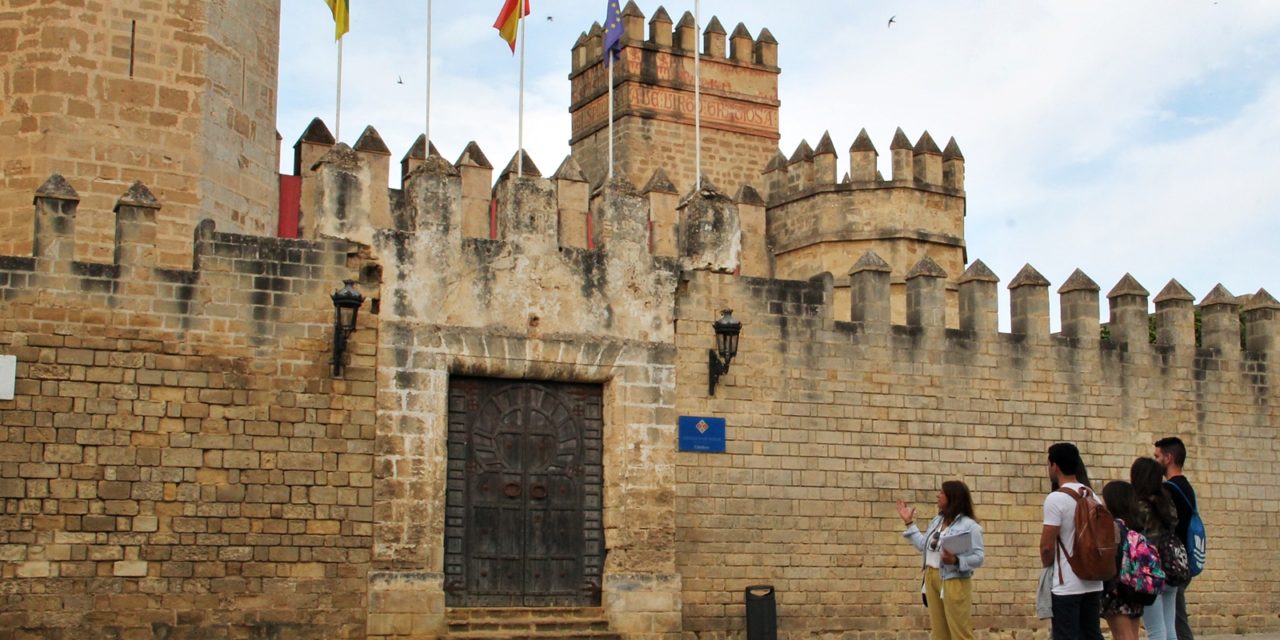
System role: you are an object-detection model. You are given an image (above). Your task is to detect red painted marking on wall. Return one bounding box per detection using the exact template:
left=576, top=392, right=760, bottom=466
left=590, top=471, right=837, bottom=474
left=278, top=174, right=301, bottom=238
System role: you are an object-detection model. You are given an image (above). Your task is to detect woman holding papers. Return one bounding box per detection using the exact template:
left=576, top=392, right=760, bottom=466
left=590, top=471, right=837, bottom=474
left=897, top=480, right=986, bottom=640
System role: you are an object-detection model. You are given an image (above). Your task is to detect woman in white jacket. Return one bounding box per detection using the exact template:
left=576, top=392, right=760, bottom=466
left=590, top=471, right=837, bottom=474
left=897, top=480, right=986, bottom=640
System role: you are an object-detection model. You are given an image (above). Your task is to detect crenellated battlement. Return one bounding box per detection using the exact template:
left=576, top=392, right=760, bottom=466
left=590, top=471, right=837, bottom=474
left=765, top=128, right=965, bottom=204
left=570, top=3, right=779, bottom=74
left=568, top=4, right=781, bottom=195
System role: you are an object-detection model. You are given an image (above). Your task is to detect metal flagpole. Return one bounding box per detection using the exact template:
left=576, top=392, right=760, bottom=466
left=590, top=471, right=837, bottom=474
left=517, top=0, right=527, bottom=177
left=694, top=0, right=701, bottom=190
left=426, top=0, right=433, bottom=147
left=336, top=38, right=344, bottom=141
left=608, top=60, right=614, bottom=179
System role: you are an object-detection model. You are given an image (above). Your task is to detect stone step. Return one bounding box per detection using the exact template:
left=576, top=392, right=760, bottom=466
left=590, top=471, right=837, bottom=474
left=446, top=607, right=618, bottom=640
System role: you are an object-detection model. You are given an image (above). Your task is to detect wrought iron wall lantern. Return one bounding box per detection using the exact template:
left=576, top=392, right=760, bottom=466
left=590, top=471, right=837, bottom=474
left=708, top=309, right=742, bottom=396
left=330, top=279, right=365, bottom=377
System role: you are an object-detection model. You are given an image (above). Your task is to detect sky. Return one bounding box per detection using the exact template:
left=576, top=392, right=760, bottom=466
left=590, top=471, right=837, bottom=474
left=277, top=1, right=1280, bottom=328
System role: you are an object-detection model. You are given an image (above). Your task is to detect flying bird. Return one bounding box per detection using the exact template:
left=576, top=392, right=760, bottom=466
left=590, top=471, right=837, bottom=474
left=396, top=76, right=404, bottom=85
left=546, top=16, right=554, bottom=22
left=887, top=16, right=896, bottom=27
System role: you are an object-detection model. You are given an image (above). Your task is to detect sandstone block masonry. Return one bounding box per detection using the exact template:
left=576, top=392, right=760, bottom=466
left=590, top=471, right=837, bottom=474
left=0, top=0, right=280, bottom=268
left=0, top=175, right=378, bottom=638
left=1, top=133, right=1278, bottom=638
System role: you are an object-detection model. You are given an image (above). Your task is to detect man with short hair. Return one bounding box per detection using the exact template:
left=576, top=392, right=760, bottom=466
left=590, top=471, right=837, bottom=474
left=1156, top=436, right=1197, bottom=640
left=1040, top=442, right=1105, bottom=640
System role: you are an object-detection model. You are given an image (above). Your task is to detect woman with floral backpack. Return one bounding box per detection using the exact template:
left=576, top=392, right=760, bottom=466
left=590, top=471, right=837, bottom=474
left=1131, top=457, right=1181, bottom=640
left=1099, top=481, right=1147, bottom=640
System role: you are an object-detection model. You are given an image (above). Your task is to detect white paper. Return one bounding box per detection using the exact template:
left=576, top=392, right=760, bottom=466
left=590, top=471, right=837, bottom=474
left=0, top=355, right=14, bottom=401
left=940, top=531, right=972, bottom=554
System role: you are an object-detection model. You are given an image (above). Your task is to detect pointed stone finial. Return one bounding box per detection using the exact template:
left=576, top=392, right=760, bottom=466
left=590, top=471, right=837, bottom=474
left=906, top=257, right=947, bottom=328
left=958, top=260, right=999, bottom=334
left=552, top=155, right=587, bottom=182
left=958, top=260, right=999, bottom=284
left=788, top=139, right=814, bottom=164
left=297, top=117, right=336, bottom=145
left=754, top=28, right=778, bottom=66
left=890, top=128, right=913, bottom=150
left=643, top=168, right=678, bottom=194
left=1200, top=284, right=1237, bottom=307
left=1243, top=288, right=1280, bottom=312
left=850, top=250, right=892, bottom=328
left=501, top=150, right=542, bottom=178
left=651, top=6, right=672, bottom=24
left=705, top=16, right=726, bottom=34
left=1058, top=269, right=1099, bottom=294
left=1200, top=283, right=1241, bottom=354
left=814, top=131, right=837, bottom=156
left=913, top=131, right=942, bottom=155
left=403, top=135, right=427, bottom=162
left=907, top=256, right=947, bottom=279
left=1107, top=273, right=1149, bottom=299
left=735, top=184, right=765, bottom=207
left=1009, top=264, right=1051, bottom=337
left=117, top=181, right=160, bottom=209
left=849, top=250, right=891, bottom=275
left=731, top=22, right=752, bottom=39
left=1009, top=264, right=1050, bottom=289
left=1153, top=279, right=1196, bottom=348
left=841, top=173, right=851, bottom=184
left=943, top=137, right=964, bottom=161
left=850, top=128, right=877, bottom=153
left=693, top=176, right=720, bottom=195
left=456, top=141, right=493, bottom=169
left=1153, top=279, right=1195, bottom=304
left=353, top=126, right=390, bottom=155
left=676, top=11, right=695, bottom=28
left=588, top=21, right=604, bottom=36
left=35, top=174, right=79, bottom=201
left=621, top=1, right=643, bottom=17
left=764, top=149, right=788, bottom=173
left=574, top=31, right=589, bottom=48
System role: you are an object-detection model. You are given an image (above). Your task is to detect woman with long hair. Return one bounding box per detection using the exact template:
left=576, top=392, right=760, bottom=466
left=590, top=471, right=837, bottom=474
left=1131, top=457, right=1180, bottom=640
left=896, top=480, right=986, bottom=640
left=1100, top=480, right=1143, bottom=640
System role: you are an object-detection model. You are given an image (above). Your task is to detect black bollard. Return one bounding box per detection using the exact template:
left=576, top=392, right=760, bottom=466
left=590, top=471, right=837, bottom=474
left=745, top=584, right=777, bottom=640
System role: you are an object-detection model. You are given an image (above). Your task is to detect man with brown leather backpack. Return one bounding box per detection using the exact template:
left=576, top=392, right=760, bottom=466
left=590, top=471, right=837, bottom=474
left=1040, top=443, right=1115, bottom=640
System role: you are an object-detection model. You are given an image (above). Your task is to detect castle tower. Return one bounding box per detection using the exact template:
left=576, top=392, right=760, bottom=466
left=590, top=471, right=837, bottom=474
left=568, top=5, right=780, bottom=194
left=0, top=0, right=281, bottom=266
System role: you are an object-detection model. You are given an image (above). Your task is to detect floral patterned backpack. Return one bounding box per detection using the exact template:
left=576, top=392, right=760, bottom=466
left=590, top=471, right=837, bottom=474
left=1116, top=523, right=1165, bottom=607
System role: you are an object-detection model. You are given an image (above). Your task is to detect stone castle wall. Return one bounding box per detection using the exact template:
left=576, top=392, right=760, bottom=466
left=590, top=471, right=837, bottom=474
left=673, top=266, right=1280, bottom=639
left=0, top=0, right=280, bottom=268
left=1, top=149, right=1278, bottom=638
left=0, top=176, right=377, bottom=638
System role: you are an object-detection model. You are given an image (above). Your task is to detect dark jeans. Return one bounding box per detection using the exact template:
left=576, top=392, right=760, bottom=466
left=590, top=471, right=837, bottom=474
left=1051, top=591, right=1104, bottom=640
left=1175, top=581, right=1194, bottom=640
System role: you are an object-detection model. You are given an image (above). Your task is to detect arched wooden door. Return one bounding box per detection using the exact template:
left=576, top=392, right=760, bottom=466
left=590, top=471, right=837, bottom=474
left=444, top=378, right=604, bottom=606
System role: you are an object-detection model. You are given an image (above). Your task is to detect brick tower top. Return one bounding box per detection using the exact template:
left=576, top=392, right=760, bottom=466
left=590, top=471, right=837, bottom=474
left=0, top=0, right=281, bottom=268
left=567, top=3, right=780, bottom=194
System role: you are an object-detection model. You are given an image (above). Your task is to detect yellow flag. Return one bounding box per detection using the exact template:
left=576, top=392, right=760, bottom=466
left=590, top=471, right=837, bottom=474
left=324, top=0, right=349, bottom=40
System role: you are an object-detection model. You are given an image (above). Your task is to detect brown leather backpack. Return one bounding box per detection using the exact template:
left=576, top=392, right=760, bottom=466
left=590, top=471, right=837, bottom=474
left=1055, top=486, right=1119, bottom=582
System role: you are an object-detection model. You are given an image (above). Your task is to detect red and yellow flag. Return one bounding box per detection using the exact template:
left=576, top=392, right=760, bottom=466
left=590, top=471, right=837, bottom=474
left=324, top=0, right=349, bottom=40
left=493, top=0, right=532, bottom=52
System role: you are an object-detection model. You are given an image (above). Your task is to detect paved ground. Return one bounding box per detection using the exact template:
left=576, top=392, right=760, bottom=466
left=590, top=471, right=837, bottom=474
left=1203, top=636, right=1280, bottom=640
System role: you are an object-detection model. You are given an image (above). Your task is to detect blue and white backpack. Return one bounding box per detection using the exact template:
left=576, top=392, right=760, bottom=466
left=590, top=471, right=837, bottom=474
left=1165, top=481, right=1206, bottom=577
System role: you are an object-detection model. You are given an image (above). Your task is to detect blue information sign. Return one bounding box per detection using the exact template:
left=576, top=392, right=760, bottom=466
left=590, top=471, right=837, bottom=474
left=678, top=416, right=726, bottom=453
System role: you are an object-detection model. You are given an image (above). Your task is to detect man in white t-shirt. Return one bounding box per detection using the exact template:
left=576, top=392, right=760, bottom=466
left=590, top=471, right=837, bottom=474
left=1039, top=442, right=1104, bottom=640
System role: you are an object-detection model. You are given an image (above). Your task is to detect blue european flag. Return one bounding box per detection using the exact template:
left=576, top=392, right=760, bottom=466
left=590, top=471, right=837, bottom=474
left=603, top=1, right=624, bottom=65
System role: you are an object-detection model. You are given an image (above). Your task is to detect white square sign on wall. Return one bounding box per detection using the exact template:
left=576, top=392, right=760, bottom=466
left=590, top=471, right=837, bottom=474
left=0, top=355, right=15, bottom=400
